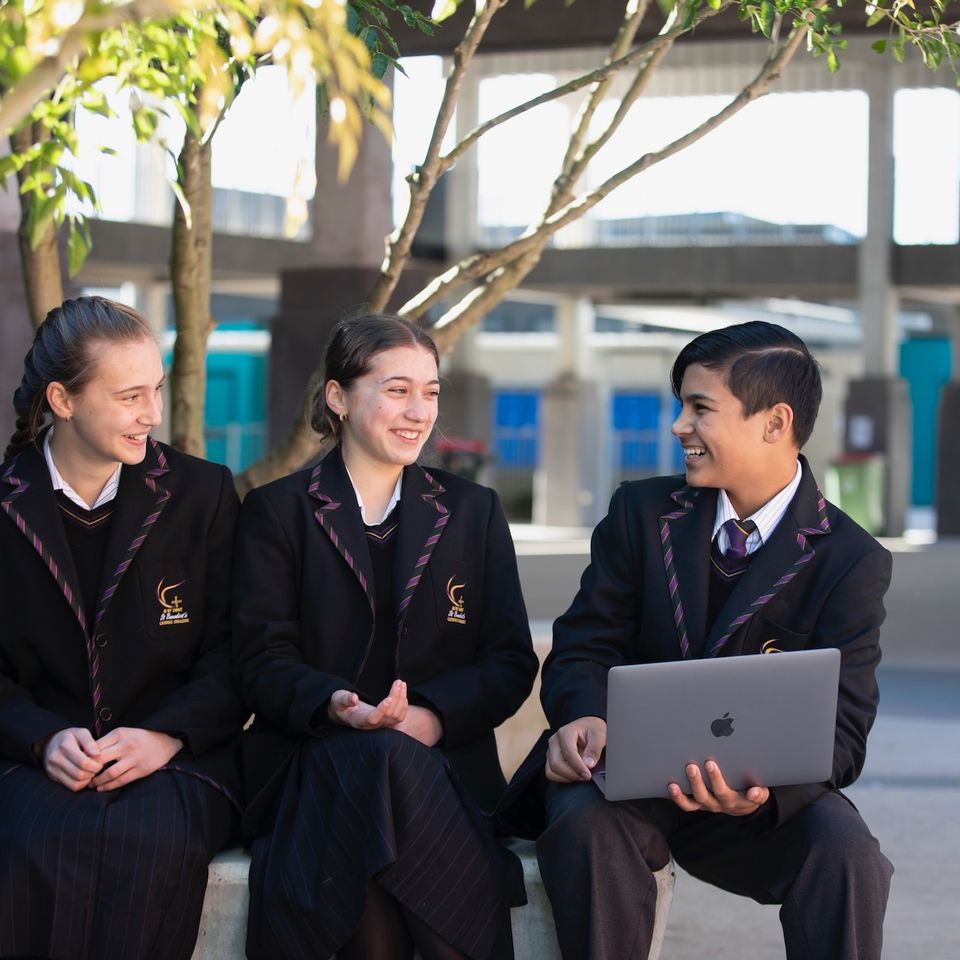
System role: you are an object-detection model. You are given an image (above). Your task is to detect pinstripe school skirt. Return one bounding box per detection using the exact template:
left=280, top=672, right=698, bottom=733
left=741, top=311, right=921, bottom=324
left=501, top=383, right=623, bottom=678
left=245, top=728, right=513, bottom=960
left=0, top=764, right=237, bottom=960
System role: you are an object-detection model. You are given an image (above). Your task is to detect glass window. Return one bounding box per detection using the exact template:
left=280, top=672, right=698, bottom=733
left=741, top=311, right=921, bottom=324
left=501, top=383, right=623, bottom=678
left=894, top=88, right=960, bottom=245
left=584, top=90, right=870, bottom=245
left=481, top=299, right=556, bottom=333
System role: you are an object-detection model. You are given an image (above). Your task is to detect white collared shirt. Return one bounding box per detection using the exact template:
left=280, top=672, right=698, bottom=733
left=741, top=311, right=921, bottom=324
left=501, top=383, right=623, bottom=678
left=712, top=460, right=803, bottom=556
left=43, top=429, right=121, bottom=511
left=344, top=466, right=403, bottom=526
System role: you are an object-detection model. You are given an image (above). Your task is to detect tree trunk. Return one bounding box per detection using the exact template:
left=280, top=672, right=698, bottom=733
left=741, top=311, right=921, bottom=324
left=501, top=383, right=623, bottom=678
left=234, top=367, right=328, bottom=497
left=169, top=128, right=214, bottom=457
left=12, top=122, right=64, bottom=329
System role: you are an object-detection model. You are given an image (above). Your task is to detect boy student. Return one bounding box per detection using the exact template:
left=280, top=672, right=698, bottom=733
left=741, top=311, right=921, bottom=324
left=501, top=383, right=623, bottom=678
left=522, top=322, right=893, bottom=959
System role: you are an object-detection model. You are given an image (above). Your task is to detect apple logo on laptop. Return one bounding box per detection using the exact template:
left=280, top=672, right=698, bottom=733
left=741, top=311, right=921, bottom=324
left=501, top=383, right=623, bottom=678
left=711, top=712, right=735, bottom=737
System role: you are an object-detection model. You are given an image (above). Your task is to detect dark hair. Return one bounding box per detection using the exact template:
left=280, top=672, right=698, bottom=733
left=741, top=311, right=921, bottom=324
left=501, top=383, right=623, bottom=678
left=311, top=313, right=439, bottom=442
left=670, top=321, right=822, bottom=448
left=6, top=296, right=154, bottom=460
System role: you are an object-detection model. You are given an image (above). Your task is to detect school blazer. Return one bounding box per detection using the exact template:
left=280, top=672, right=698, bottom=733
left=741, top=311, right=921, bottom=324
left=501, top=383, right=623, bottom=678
left=232, top=446, right=538, bottom=835
left=0, top=436, right=245, bottom=803
left=505, top=457, right=892, bottom=832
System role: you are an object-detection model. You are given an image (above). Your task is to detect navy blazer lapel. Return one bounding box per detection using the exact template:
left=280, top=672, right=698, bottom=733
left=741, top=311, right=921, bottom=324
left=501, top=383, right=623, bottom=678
left=0, top=441, right=87, bottom=634
left=394, top=464, right=450, bottom=632
left=308, top=447, right=375, bottom=615
left=93, top=439, right=172, bottom=634
left=705, top=458, right=831, bottom=657
left=658, top=484, right=713, bottom=659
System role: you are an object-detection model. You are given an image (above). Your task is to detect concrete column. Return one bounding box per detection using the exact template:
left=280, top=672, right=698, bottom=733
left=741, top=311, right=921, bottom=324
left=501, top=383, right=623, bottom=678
left=444, top=61, right=481, bottom=261
left=845, top=58, right=910, bottom=537
left=534, top=297, right=607, bottom=527
left=309, top=106, right=394, bottom=269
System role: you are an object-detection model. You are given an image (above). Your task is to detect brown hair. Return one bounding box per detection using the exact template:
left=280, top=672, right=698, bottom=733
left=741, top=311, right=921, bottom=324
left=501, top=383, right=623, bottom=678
left=311, top=313, right=439, bottom=443
left=6, top=296, right=153, bottom=460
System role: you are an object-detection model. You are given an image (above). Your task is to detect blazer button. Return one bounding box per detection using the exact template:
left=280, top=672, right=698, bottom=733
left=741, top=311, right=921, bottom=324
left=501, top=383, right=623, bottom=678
left=98, top=707, right=112, bottom=723
left=94, top=633, right=108, bottom=648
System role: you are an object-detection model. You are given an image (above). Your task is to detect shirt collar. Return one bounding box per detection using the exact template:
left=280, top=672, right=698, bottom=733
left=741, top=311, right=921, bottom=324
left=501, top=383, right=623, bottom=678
left=344, top=464, right=403, bottom=526
left=712, top=460, right=803, bottom=556
left=43, top=428, right=121, bottom=511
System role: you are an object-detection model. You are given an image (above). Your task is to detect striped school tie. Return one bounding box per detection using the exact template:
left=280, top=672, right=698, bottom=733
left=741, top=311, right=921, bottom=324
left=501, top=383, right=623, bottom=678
left=711, top=517, right=759, bottom=580
left=723, top=518, right=757, bottom=561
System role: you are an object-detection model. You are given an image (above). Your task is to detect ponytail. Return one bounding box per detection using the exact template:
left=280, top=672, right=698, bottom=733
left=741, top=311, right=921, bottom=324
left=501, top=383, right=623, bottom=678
left=5, top=296, right=153, bottom=460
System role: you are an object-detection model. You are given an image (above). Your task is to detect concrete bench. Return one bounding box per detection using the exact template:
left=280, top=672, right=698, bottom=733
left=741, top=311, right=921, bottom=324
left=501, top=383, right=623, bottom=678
left=192, top=842, right=674, bottom=959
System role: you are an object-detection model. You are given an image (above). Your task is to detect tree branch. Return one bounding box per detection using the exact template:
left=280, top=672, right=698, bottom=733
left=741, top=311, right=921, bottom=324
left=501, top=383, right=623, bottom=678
left=438, top=1, right=726, bottom=177
left=366, top=0, right=506, bottom=312
left=554, top=0, right=653, bottom=195
left=556, top=10, right=685, bottom=207
left=400, top=5, right=734, bottom=321
left=409, top=14, right=812, bottom=325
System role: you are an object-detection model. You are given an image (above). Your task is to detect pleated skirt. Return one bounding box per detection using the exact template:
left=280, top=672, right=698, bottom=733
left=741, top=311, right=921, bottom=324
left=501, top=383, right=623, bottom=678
left=0, top=763, right=237, bottom=960
left=246, top=728, right=512, bottom=960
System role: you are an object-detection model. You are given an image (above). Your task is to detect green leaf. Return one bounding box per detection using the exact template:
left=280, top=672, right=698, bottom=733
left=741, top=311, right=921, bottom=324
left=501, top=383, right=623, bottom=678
left=371, top=52, right=390, bottom=80
left=27, top=190, right=61, bottom=251
left=67, top=222, right=92, bottom=276
left=871, top=38, right=886, bottom=54
left=0, top=154, right=22, bottom=180
left=827, top=49, right=840, bottom=72
left=866, top=9, right=886, bottom=28
left=758, top=0, right=775, bottom=37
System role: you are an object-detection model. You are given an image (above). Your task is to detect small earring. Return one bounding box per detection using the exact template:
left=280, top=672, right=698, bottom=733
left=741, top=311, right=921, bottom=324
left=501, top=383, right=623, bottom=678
left=65, top=416, right=72, bottom=423
left=338, top=412, right=347, bottom=423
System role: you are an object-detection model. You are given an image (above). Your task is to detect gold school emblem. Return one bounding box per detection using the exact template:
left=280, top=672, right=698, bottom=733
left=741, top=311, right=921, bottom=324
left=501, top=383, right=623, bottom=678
left=761, top=639, right=783, bottom=654
left=157, top=577, right=191, bottom=627
left=446, top=576, right=466, bottom=626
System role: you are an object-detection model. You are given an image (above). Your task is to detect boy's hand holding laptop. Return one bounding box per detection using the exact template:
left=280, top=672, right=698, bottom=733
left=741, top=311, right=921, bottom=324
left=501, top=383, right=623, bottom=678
left=545, top=714, right=769, bottom=815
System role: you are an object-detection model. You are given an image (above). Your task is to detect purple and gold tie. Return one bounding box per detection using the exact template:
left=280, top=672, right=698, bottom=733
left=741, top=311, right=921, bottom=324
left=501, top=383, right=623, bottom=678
left=723, top=518, right=758, bottom=561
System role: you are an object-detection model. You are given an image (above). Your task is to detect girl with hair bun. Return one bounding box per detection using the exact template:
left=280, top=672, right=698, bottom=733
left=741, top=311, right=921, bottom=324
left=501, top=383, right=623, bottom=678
left=233, top=313, right=538, bottom=960
left=0, top=296, right=246, bottom=960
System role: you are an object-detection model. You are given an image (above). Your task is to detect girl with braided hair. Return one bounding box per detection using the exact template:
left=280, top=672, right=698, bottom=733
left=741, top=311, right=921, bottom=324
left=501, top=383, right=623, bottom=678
left=0, top=296, right=245, bottom=960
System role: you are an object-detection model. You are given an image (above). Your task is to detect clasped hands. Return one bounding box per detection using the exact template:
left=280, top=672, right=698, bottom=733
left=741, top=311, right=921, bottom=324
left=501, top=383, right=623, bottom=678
left=545, top=715, right=769, bottom=816
left=41, top=726, right=183, bottom=793
left=328, top=679, right=442, bottom=747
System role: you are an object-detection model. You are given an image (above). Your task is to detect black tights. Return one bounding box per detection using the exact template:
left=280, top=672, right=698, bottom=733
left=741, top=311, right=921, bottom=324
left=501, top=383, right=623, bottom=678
left=338, top=879, right=470, bottom=960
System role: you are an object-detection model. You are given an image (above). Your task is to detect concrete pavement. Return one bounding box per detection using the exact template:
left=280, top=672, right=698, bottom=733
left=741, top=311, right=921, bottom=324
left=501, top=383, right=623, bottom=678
left=508, top=530, right=960, bottom=959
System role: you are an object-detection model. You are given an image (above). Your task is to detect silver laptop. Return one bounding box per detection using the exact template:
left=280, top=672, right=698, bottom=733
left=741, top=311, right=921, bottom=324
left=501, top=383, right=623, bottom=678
left=593, top=648, right=840, bottom=801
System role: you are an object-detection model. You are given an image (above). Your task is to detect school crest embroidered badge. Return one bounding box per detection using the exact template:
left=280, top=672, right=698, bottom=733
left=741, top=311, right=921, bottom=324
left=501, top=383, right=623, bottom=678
left=446, top=576, right=466, bottom=626
left=157, top=577, right=191, bottom=626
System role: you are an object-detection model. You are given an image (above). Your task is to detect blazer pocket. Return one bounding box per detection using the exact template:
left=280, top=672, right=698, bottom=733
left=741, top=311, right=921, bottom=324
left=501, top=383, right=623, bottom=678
left=752, top=615, right=810, bottom=654
left=138, top=558, right=204, bottom=642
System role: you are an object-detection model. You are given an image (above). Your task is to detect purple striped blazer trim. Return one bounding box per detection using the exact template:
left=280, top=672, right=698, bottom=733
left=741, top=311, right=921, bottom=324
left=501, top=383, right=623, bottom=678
left=3, top=443, right=172, bottom=735
left=87, top=439, right=171, bottom=733
left=309, top=462, right=373, bottom=609
left=1, top=464, right=88, bottom=633
left=659, top=487, right=697, bottom=659
left=706, top=491, right=832, bottom=657
left=164, top=762, right=241, bottom=811
left=396, top=469, right=449, bottom=623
